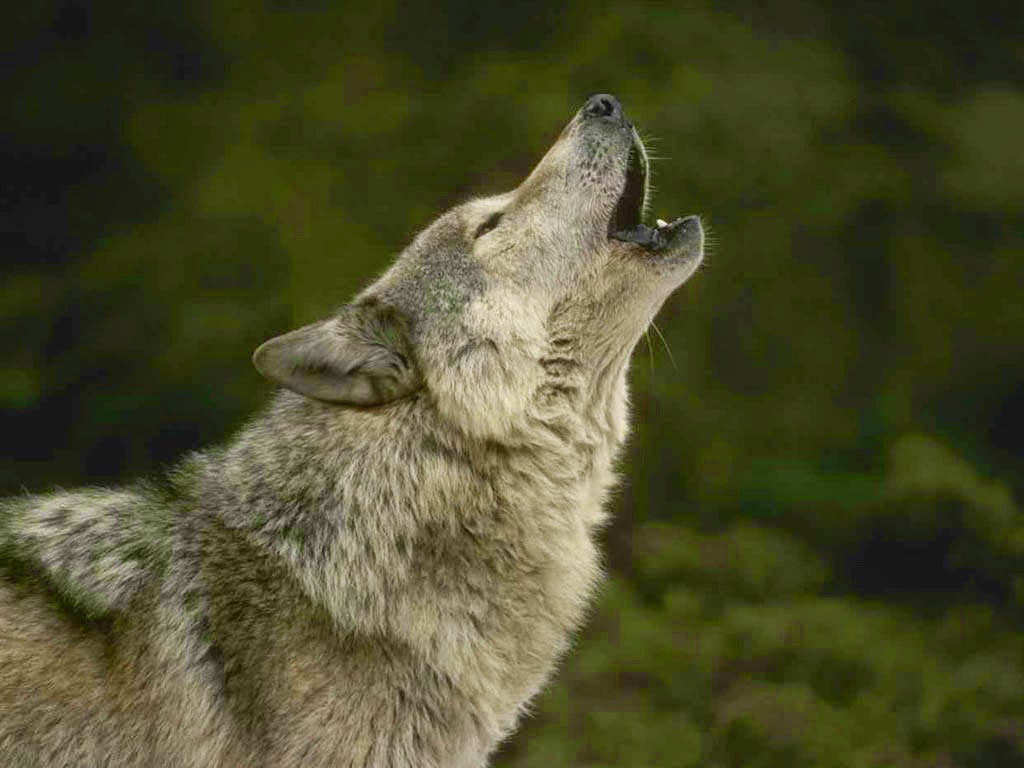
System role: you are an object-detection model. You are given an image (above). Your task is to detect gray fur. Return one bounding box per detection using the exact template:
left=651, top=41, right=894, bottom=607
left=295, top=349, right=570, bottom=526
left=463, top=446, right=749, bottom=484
left=0, top=96, right=703, bottom=767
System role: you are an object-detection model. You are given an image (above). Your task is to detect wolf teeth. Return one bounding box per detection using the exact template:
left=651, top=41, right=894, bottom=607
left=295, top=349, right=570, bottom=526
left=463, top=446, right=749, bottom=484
left=656, top=218, right=668, bottom=228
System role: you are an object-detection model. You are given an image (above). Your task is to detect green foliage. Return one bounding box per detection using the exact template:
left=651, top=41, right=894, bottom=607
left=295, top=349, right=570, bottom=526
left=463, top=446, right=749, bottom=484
left=499, top=463, right=1024, bottom=766
left=2, top=1, right=1022, bottom=765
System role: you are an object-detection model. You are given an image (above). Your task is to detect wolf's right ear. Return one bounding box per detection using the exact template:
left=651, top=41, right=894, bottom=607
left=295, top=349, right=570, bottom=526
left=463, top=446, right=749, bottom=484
left=252, top=303, right=420, bottom=406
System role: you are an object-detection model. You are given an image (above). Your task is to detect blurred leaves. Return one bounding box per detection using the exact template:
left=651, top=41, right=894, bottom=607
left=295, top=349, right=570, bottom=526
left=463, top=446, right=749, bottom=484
left=634, top=522, right=828, bottom=600
left=500, top=434, right=1024, bottom=766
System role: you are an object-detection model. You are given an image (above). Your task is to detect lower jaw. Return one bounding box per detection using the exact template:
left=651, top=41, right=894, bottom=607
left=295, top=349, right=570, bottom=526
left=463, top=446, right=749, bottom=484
left=609, top=215, right=701, bottom=252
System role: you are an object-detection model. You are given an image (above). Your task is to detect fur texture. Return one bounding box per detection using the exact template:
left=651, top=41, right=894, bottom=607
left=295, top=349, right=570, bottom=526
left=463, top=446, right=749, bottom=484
left=0, top=95, right=703, bottom=767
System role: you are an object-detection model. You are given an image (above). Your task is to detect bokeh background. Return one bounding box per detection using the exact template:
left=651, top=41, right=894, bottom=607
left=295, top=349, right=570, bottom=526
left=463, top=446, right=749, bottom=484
left=3, top=1, right=1023, bottom=765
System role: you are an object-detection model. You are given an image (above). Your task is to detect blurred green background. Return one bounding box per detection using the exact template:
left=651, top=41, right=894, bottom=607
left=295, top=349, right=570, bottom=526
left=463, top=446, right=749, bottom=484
left=2, top=1, right=1023, bottom=765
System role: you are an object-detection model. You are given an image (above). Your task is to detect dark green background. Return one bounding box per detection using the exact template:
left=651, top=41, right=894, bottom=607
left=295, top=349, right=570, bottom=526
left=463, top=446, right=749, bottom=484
left=2, top=1, right=1023, bottom=765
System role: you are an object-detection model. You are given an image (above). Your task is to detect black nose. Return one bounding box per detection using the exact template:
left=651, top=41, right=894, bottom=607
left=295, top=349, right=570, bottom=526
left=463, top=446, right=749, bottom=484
left=582, top=93, right=623, bottom=122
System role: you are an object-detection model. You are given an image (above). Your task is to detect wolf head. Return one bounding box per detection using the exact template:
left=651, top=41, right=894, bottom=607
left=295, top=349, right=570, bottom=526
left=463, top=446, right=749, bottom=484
left=254, top=94, right=703, bottom=441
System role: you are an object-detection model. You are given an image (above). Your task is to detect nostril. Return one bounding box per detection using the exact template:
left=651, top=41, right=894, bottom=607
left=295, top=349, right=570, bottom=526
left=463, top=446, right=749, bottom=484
left=583, top=93, right=621, bottom=120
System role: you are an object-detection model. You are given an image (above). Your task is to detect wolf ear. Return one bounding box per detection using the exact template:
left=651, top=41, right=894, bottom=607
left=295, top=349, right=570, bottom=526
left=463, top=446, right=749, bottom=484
left=252, top=303, right=420, bottom=406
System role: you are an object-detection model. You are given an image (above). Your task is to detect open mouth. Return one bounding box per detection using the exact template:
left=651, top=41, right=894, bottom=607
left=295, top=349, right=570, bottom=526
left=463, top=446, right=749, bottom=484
left=610, top=127, right=649, bottom=235
left=609, top=127, right=697, bottom=251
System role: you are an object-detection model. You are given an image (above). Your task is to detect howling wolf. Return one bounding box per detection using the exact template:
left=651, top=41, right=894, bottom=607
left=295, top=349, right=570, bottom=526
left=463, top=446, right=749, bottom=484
left=0, top=94, right=703, bottom=767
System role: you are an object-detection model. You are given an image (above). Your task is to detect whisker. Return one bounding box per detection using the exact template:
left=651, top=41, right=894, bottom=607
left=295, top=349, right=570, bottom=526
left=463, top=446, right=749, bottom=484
left=650, top=321, right=678, bottom=371
left=643, top=330, right=655, bottom=376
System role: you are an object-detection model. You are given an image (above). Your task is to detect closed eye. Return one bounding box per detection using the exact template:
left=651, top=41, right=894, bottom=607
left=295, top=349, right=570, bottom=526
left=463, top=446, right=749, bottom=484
left=474, top=211, right=504, bottom=239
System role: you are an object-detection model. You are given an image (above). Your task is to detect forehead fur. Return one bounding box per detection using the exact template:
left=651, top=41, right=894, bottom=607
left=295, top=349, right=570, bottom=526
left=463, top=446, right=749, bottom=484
left=368, top=207, right=484, bottom=324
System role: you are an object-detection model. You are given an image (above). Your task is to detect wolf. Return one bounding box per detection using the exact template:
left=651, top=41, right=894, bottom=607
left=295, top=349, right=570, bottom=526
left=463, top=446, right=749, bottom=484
left=0, top=94, right=703, bottom=767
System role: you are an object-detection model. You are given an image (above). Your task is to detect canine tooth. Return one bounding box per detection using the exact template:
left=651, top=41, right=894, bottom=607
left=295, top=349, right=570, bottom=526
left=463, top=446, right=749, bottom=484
left=656, top=218, right=668, bottom=228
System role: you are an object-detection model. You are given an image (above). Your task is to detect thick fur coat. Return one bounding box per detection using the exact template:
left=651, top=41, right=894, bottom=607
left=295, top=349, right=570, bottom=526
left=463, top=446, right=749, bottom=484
left=0, top=94, right=703, bottom=767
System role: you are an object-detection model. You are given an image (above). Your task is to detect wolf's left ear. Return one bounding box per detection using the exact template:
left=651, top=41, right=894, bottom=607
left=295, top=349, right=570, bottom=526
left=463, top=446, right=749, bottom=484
left=252, top=302, right=420, bottom=406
